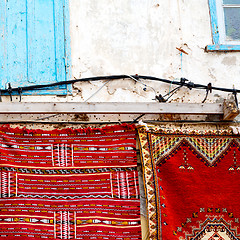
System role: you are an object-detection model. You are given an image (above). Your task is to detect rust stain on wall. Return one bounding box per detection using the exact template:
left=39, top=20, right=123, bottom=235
left=73, top=114, right=90, bottom=121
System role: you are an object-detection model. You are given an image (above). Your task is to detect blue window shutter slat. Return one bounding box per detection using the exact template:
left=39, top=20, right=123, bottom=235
left=27, top=0, right=57, bottom=84
left=0, top=0, right=70, bottom=95
left=0, top=0, right=6, bottom=88
left=63, top=0, right=72, bottom=84
left=0, top=1, right=28, bottom=89
left=54, top=0, right=66, bottom=84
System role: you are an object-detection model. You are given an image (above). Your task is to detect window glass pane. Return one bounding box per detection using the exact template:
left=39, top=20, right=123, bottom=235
left=223, top=0, right=240, bottom=4
left=224, top=7, right=240, bottom=40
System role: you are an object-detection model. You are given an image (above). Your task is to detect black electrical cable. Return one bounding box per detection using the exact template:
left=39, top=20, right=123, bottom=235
left=162, top=85, right=182, bottom=98
left=162, top=85, right=184, bottom=102
left=0, top=75, right=132, bottom=93
left=202, top=83, right=212, bottom=103
left=138, top=76, right=240, bottom=93
left=131, top=114, right=145, bottom=124
left=1, top=75, right=240, bottom=94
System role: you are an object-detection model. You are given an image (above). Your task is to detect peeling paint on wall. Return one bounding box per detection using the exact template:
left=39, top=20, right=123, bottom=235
left=66, top=0, right=240, bottom=104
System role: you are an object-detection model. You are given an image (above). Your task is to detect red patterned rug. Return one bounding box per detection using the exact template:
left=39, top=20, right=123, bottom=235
left=138, top=126, right=240, bottom=240
left=0, top=124, right=141, bottom=240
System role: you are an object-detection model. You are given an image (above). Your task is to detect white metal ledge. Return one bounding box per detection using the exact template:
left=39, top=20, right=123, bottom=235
left=0, top=102, right=223, bottom=115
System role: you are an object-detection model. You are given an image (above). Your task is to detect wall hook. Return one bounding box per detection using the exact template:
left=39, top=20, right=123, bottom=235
left=18, top=87, right=22, bottom=102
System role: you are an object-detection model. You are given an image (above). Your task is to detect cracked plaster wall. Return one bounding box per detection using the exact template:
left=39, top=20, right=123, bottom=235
left=3, top=0, right=238, bottom=105
left=69, top=0, right=240, bottom=104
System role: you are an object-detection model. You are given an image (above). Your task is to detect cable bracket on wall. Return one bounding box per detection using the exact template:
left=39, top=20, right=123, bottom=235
left=202, top=83, right=212, bottom=103
left=8, top=83, right=12, bottom=102
left=186, top=81, right=195, bottom=90
left=233, top=87, right=238, bottom=108
left=18, top=87, right=23, bottom=102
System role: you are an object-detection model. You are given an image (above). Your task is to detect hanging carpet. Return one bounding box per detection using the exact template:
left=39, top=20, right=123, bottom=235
left=0, top=124, right=141, bottom=240
left=138, top=126, right=240, bottom=240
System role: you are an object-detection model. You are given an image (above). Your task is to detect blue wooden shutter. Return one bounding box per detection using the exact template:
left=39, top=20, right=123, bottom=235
left=0, top=0, right=71, bottom=95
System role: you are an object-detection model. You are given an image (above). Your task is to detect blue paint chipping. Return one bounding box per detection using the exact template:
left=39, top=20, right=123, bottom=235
left=206, top=44, right=240, bottom=51
left=207, top=0, right=240, bottom=51
left=208, top=0, right=220, bottom=44
left=0, top=0, right=71, bottom=95
left=63, top=0, right=72, bottom=95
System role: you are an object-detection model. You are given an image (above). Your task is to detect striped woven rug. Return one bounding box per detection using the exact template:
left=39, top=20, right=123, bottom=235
left=0, top=124, right=141, bottom=240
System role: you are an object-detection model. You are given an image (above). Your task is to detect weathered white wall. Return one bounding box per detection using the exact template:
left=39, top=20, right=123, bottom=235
left=2, top=0, right=239, bottom=105
left=2, top=0, right=240, bottom=123
left=69, top=0, right=240, bottom=103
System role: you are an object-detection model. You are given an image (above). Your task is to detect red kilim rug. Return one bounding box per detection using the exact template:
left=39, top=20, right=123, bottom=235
left=0, top=124, right=141, bottom=240
left=138, top=126, right=240, bottom=240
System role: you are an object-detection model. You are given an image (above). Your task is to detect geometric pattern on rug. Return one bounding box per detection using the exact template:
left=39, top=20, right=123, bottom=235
left=185, top=217, right=240, bottom=240
left=138, top=125, right=240, bottom=240
left=0, top=124, right=141, bottom=240
left=151, top=134, right=234, bottom=166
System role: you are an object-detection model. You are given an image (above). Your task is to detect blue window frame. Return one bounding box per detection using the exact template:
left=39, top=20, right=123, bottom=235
left=0, top=0, right=71, bottom=95
left=207, top=0, right=240, bottom=51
